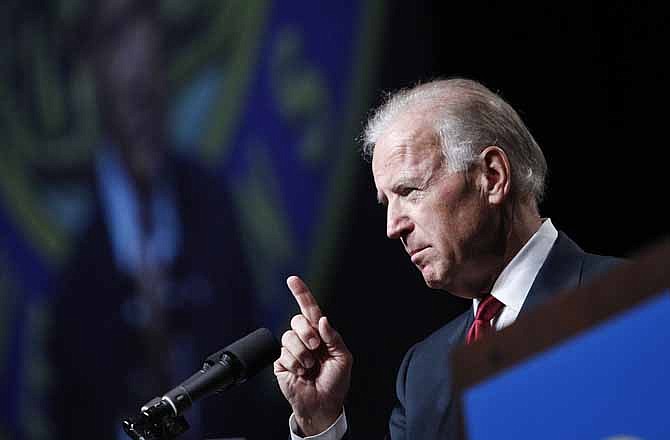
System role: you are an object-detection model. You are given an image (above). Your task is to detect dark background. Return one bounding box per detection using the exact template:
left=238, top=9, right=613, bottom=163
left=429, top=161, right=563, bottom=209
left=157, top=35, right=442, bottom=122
left=324, top=2, right=667, bottom=437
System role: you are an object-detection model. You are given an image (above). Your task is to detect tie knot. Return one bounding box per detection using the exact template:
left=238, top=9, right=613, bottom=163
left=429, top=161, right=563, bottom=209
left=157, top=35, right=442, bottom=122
left=475, top=294, right=504, bottom=322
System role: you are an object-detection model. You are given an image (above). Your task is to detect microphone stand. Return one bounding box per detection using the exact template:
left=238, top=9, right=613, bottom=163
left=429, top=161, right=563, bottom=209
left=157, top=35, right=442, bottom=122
left=121, top=327, right=279, bottom=440
left=121, top=397, right=190, bottom=440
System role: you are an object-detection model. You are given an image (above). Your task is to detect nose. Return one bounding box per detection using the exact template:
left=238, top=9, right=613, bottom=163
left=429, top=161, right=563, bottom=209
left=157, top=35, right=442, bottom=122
left=386, top=200, right=413, bottom=240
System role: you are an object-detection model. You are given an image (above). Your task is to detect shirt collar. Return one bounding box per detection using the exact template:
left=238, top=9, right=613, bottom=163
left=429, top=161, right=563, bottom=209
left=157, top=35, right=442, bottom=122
left=95, top=145, right=181, bottom=275
left=473, top=218, right=558, bottom=315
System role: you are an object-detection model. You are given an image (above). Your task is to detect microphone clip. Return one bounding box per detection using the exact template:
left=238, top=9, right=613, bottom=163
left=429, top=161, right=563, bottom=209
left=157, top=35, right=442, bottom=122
left=122, top=397, right=190, bottom=440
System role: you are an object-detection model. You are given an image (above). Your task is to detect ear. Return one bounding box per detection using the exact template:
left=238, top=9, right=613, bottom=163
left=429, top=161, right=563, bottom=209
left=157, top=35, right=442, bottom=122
left=478, top=146, right=511, bottom=205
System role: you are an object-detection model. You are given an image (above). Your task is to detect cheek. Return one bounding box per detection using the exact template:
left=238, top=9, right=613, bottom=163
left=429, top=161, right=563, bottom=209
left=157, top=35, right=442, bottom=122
left=435, top=206, right=483, bottom=258
left=423, top=215, right=458, bottom=260
left=457, top=202, right=497, bottom=258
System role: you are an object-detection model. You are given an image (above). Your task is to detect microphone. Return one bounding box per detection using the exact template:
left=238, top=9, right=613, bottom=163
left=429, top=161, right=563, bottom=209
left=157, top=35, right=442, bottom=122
left=122, top=328, right=279, bottom=439
left=159, top=327, right=279, bottom=416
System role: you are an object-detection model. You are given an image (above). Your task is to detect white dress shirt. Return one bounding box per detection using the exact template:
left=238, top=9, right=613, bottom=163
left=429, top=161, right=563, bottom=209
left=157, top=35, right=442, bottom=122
left=96, top=145, right=181, bottom=276
left=473, top=218, right=558, bottom=330
left=289, top=219, right=559, bottom=440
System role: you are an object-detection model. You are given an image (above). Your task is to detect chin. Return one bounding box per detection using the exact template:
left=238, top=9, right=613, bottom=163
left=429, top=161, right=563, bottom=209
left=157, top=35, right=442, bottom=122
left=421, top=270, right=447, bottom=290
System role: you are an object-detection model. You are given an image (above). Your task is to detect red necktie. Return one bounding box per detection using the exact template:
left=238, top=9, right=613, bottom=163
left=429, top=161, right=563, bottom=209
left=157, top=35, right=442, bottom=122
left=466, top=294, right=505, bottom=344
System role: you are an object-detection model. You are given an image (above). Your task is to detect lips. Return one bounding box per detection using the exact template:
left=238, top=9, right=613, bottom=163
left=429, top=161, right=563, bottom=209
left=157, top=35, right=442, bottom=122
left=409, top=247, right=429, bottom=264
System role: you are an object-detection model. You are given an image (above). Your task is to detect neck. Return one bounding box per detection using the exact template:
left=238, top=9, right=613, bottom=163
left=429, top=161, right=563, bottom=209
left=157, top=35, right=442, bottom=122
left=504, top=201, right=542, bottom=259
left=461, top=200, right=541, bottom=299
left=486, top=201, right=542, bottom=292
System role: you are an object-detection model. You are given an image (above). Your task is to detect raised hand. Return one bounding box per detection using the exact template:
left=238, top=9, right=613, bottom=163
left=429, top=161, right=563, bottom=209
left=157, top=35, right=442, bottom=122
left=274, top=276, right=353, bottom=436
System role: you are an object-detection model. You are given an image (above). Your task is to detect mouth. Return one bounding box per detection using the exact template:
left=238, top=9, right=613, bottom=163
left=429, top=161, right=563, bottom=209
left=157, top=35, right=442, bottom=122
left=409, top=247, right=429, bottom=264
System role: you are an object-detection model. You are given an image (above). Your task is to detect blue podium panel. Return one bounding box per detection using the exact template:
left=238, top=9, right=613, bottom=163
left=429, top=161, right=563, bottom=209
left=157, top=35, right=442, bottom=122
left=464, top=291, right=670, bottom=440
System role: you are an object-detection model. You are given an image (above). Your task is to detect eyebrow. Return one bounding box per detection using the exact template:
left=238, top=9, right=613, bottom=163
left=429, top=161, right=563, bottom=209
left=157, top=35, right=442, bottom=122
left=376, top=170, right=419, bottom=205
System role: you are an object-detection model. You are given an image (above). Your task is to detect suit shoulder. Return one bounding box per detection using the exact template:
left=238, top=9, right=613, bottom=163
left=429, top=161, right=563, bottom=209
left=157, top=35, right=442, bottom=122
left=581, top=252, right=624, bottom=282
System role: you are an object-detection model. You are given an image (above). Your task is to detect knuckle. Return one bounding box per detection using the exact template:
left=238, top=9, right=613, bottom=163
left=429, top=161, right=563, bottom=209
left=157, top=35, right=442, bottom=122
left=281, top=330, right=295, bottom=346
left=290, top=314, right=305, bottom=329
left=285, top=357, right=297, bottom=369
left=282, top=336, right=307, bottom=359
left=295, top=324, right=314, bottom=340
left=295, top=344, right=308, bottom=357
left=279, top=348, right=296, bottom=367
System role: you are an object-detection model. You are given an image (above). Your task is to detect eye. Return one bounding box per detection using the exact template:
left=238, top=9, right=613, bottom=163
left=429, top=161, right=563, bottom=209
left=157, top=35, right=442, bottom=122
left=398, top=186, right=417, bottom=197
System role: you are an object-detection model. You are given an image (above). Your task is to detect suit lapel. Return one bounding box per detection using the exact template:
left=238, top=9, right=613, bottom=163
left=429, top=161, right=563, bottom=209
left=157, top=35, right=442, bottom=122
left=459, top=310, right=474, bottom=341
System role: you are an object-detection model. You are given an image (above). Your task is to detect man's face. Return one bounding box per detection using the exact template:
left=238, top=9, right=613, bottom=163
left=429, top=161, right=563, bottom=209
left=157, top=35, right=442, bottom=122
left=94, top=15, right=167, bottom=182
left=372, top=110, right=499, bottom=298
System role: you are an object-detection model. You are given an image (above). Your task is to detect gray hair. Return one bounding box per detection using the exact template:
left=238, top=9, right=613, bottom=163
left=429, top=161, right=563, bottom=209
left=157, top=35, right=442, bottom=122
left=362, top=78, right=547, bottom=204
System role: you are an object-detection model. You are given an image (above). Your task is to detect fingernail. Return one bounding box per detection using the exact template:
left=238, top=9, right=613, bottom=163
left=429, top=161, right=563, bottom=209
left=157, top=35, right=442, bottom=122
left=304, top=357, right=314, bottom=369
left=308, top=338, right=319, bottom=349
left=297, top=367, right=305, bottom=376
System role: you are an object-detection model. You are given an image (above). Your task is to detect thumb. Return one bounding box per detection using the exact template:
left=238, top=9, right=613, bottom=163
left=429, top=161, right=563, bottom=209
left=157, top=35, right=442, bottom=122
left=318, top=316, right=346, bottom=355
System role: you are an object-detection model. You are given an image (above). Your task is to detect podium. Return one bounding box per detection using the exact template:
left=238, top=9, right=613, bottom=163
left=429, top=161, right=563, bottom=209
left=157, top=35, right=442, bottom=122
left=451, top=239, right=670, bottom=440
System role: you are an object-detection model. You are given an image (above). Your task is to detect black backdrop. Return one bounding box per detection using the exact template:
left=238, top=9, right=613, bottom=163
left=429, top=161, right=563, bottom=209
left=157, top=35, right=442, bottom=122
left=320, top=2, right=668, bottom=437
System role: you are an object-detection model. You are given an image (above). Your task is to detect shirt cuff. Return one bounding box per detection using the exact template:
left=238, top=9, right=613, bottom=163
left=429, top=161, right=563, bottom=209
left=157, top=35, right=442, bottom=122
left=289, top=409, right=347, bottom=440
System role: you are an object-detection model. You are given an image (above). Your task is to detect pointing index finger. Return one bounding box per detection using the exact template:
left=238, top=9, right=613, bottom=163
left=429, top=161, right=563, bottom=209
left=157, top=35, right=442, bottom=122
left=286, top=275, right=323, bottom=326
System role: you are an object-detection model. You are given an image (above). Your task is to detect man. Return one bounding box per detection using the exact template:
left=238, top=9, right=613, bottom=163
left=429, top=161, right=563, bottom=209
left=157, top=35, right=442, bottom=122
left=274, top=78, right=619, bottom=439
left=48, top=1, right=266, bottom=439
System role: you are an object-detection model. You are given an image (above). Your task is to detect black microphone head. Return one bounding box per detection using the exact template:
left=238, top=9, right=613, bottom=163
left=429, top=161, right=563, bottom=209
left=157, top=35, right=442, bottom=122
left=223, top=328, right=279, bottom=380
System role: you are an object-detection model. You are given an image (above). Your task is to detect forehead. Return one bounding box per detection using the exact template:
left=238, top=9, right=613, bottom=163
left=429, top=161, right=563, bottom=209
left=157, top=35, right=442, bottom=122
left=371, top=111, right=442, bottom=179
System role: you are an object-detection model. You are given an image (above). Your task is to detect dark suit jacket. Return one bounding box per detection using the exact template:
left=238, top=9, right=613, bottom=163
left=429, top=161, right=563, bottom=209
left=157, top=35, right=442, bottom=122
left=48, top=154, right=271, bottom=440
left=385, top=232, right=620, bottom=440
